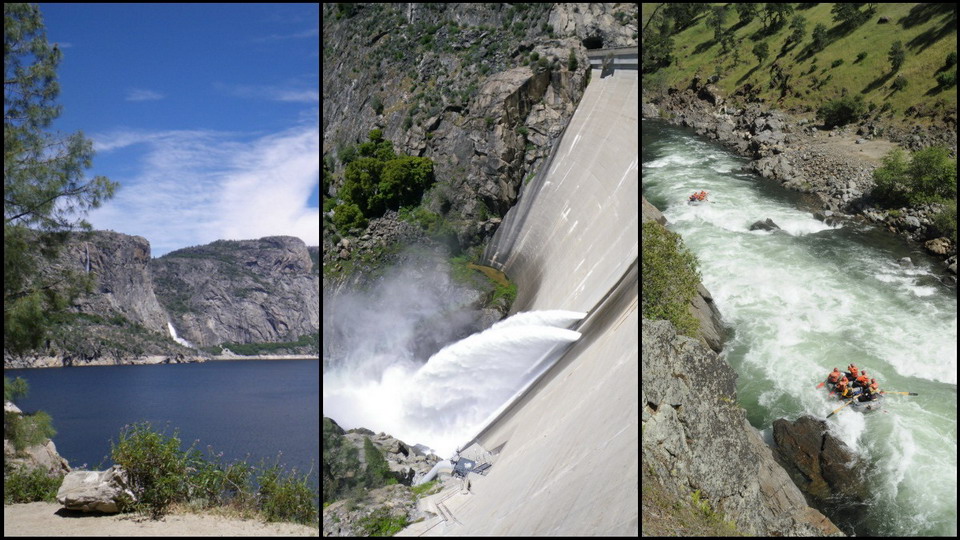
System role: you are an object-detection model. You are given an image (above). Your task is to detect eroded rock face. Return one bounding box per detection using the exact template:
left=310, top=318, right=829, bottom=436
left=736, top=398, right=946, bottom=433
left=642, top=319, right=842, bottom=536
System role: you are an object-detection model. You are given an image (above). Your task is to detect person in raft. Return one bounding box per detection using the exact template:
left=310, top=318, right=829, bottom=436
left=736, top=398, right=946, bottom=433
left=827, top=368, right=842, bottom=384
left=835, top=376, right=860, bottom=399
left=846, top=363, right=859, bottom=380
left=858, top=378, right=881, bottom=402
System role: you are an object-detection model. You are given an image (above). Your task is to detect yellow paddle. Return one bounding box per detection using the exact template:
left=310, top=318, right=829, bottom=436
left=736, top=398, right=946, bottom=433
left=827, top=399, right=856, bottom=418
left=880, top=391, right=918, bottom=396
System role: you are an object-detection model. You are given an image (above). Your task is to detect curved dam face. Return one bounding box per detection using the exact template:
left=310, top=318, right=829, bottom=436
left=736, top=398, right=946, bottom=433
left=411, top=67, right=638, bottom=535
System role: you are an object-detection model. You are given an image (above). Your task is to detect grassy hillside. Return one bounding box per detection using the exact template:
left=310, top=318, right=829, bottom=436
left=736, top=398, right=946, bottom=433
left=643, top=3, right=957, bottom=124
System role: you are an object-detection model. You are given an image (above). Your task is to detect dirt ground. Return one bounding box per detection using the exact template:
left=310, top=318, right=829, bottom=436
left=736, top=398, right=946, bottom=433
left=3, top=502, right=319, bottom=537
left=804, top=130, right=901, bottom=164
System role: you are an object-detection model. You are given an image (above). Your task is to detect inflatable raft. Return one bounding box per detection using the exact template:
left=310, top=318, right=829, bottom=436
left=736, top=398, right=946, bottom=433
left=820, top=378, right=884, bottom=414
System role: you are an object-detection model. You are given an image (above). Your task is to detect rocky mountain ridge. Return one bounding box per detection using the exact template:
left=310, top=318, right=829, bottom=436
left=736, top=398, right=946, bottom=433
left=4, top=231, right=319, bottom=367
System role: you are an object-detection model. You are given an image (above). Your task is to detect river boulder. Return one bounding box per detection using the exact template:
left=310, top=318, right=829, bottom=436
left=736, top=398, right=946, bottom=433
left=749, top=218, right=781, bottom=231
left=771, top=415, right=869, bottom=504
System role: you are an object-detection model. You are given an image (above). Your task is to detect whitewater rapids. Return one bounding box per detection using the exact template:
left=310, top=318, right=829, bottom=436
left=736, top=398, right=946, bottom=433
left=643, top=119, right=957, bottom=536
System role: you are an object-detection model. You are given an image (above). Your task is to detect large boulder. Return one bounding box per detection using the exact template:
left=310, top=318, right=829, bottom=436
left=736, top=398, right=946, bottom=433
left=772, top=415, right=870, bottom=505
left=56, top=466, right=136, bottom=513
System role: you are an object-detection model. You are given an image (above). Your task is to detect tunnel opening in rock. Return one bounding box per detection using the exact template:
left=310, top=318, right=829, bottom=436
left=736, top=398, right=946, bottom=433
left=582, top=36, right=604, bottom=50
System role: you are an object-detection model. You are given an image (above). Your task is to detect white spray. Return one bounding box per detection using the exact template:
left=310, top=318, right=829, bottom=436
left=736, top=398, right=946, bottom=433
left=323, top=310, right=586, bottom=457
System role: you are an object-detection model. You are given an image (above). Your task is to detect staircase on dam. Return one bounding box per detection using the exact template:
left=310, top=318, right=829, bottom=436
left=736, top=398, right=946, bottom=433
left=398, top=50, right=638, bottom=536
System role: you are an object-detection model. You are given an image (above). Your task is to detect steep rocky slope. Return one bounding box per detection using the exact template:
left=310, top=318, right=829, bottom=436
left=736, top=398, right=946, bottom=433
left=642, top=318, right=842, bottom=537
left=151, top=236, right=319, bottom=348
left=322, top=3, right=637, bottom=257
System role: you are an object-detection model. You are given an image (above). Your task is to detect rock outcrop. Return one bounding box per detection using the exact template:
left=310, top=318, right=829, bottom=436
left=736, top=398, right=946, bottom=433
left=323, top=3, right=637, bottom=252
left=772, top=415, right=870, bottom=507
left=642, top=318, right=842, bottom=536
left=151, top=236, right=319, bottom=348
left=66, top=231, right=169, bottom=334
left=322, top=417, right=442, bottom=537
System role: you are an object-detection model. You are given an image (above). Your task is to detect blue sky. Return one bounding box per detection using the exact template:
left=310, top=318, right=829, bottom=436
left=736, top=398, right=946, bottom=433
left=38, top=3, right=319, bottom=256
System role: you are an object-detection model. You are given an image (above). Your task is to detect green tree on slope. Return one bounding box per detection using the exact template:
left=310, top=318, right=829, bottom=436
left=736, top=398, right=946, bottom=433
left=3, top=3, right=118, bottom=354
left=642, top=222, right=702, bottom=338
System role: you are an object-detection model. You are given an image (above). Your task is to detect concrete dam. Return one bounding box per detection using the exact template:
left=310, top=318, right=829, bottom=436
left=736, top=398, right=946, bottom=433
left=400, top=53, right=638, bottom=536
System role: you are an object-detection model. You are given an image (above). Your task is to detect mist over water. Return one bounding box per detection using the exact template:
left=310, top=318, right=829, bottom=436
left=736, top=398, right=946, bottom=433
left=323, top=256, right=584, bottom=456
left=643, top=119, right=957, bottom=536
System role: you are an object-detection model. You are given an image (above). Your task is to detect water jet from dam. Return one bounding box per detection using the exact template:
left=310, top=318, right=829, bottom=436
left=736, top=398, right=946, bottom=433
left=322, top=310, right=585, bottom=457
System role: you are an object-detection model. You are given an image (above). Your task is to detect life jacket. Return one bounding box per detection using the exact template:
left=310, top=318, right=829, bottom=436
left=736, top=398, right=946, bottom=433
left=849, top=366, right=859, bottom=378
left=856, top=374, right=869, bottom=386
left=827, top=370, right=841, bottom=383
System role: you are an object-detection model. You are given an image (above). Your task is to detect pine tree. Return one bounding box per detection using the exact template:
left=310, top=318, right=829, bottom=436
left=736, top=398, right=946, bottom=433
left=4, top=3, right=119, bottom=354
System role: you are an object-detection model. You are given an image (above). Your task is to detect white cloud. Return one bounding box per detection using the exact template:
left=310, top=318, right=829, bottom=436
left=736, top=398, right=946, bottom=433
left=254, top=27, right=319, bottom=42
left=88, top=124, right=319, bottom=256
left=220, top=83, right=319, bottom=103
left=126, top=88, right=165, bottom=102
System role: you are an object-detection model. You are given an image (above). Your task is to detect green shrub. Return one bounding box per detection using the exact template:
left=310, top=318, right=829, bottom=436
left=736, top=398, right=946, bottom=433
left=255, top=460, right=319, bottom=525
left=936, top=69, right=956, bottom=88
left=109, top=422, right=318, bottom=525
left=3, top=464, right=63, bottom=503
left=362, top=437, right=393, bottom=488
left=338, top=131, right=435, bottom=222
left=568, top=48, right=578, bottom=71
left=816, top=95, right=865, bottom=128
left=872, top=146, right=957, bottom=207
left=111, top=422, right=188, bottom=518
left=932, top=200, right=957, bottom=243
left=332, top=203, right=367, bottom=231
left=891, top=75, right=908, bottom=92
left=641, top=221, right=702, bottom=338
left=358, top=507, right=409, bottom=536
left=4, top=376, right=56, bottom=451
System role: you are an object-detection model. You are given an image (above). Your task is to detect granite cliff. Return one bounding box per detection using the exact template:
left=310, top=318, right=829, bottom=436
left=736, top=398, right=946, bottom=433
left=152, top=236, right=319, bottom=349
left=4, top=231, right=319, bottom=367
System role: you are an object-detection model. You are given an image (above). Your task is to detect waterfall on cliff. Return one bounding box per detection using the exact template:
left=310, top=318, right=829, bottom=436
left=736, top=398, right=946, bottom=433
left=167, top=321, right=194, bottom=348
left=324, top=310, right=585, bottom=457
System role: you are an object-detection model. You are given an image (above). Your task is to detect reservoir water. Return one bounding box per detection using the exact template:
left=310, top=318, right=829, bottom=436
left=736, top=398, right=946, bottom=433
left=5, top=360, right=319, bottom=493
left=643, top=119, right=957, bottom=536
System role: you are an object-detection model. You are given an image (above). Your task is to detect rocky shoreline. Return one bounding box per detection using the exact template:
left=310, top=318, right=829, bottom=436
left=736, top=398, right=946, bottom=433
left=642, top=78, right=956, bottom=285
left=4, top=354, right=321, bottom=369
left=4, top=354, right=207, bottom=369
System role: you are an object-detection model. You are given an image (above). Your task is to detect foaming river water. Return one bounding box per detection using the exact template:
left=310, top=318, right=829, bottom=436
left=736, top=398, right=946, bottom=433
left=643, top=119, right=957, bottom=536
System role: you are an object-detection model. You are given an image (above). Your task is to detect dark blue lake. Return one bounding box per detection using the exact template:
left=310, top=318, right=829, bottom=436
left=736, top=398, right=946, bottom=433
left=5, top=359, right=318, bottom=493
